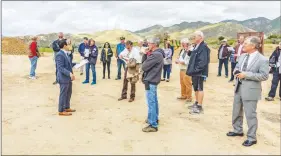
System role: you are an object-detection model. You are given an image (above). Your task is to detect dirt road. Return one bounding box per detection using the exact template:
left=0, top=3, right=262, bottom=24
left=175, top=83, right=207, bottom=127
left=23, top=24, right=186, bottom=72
left=2, top=53, right=280, bottom=155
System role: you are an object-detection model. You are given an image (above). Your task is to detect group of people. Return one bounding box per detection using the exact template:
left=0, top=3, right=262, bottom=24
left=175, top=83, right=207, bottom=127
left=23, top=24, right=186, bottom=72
left=216, top=36, right=281, bottom=102
left=27, top=29, right=279, bottom=147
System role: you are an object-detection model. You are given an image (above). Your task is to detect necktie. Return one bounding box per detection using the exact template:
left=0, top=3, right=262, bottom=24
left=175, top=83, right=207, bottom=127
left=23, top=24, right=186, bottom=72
left=242, top=54, right=250, bottom=71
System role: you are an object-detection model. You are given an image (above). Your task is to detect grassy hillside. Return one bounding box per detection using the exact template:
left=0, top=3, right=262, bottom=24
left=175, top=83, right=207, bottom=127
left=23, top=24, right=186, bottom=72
left=168, top=23, right=255, bottom=40
left=92, top=29, right=143, bottom=44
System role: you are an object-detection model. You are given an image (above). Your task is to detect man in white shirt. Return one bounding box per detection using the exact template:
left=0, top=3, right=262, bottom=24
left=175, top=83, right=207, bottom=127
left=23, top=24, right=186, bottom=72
left=118, top=40, right=142, bottom=102
left=176, top=38, right=192, bottom=102
left=227, top=36, right=269, bottom=147
left=235, top=36, right=246, bottom=62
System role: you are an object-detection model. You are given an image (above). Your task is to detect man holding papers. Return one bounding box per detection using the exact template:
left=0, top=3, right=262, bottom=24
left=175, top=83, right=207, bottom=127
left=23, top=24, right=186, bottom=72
left=55, top=39, right=76, bottom=116
left=118, top=40, right=142, bottom=103
left=78, top=37, right=89, bottom=75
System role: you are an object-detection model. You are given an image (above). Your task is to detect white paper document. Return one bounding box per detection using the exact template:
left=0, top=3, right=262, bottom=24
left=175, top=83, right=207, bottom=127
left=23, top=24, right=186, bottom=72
left=227, top=47, right=235, bottom=52
left=84, top=49, right=90, bottom=57
left=74, top=59, right=89, bottom=69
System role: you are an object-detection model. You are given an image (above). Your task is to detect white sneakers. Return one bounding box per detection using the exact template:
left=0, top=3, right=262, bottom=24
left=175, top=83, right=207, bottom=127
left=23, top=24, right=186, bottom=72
left=29, top=76, right=36, bottom=80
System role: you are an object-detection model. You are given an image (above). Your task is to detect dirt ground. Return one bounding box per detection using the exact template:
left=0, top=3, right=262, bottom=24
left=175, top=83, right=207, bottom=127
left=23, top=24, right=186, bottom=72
left=2, top=53, right=280, bottom=155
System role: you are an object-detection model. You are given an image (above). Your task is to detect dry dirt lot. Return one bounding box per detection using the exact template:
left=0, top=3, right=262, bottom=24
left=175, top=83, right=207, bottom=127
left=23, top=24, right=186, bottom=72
left=2, top=53, right=280, bottom=155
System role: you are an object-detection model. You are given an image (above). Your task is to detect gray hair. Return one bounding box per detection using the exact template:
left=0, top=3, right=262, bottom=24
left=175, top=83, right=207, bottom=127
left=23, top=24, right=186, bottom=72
left=148, top=37, right=160, bottom=47
left=181, top=38, right=190, bottom=44
left=193, top=30, right=204, bottom=39
left=245, top=36, right=261, bottom=49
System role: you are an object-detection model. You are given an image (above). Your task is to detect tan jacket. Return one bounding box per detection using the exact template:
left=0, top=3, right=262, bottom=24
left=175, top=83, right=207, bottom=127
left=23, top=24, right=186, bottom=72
left=126, top=58, right=140, bottom=84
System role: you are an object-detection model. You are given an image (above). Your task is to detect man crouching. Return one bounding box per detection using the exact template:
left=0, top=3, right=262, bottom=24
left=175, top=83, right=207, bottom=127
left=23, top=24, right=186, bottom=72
left=142, top=38, right=164, bottom=132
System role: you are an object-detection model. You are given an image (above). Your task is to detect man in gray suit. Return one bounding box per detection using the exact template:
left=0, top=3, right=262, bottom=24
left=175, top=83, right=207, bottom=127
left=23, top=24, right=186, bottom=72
left=55, top=39, right=76, bottom=116
left=226, top=36, right=269, bottom=147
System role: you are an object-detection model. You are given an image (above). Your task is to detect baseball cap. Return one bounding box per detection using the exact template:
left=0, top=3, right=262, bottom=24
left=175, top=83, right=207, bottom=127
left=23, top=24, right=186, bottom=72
left=222, top=39, right=227, bottom=42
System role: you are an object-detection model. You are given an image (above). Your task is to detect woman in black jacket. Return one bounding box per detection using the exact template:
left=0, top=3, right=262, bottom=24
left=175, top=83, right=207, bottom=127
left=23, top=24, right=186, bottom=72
left=265, top=43, right=281, bottom=101
left=100, top=42, right=113, bottom=79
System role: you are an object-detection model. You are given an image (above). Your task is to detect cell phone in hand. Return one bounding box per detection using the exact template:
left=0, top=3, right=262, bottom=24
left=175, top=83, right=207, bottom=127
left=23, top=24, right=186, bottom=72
left=234, top=70, right=241, bottom=75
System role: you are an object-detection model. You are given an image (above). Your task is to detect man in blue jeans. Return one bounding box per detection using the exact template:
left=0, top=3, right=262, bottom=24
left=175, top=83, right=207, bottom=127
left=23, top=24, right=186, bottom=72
left=115, top=37, right=126, bottom=80
left=142, top=37, right=164, bottom=132
left=217, top=39, right=231, bottom=78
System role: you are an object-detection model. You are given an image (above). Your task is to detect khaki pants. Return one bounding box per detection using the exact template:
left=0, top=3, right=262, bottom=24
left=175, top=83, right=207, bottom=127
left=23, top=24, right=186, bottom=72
left=180, top=70, right=192, bottom=100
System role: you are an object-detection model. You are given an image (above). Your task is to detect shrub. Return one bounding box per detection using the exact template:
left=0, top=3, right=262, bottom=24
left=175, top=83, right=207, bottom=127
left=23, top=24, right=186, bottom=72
left=39, top=47, right=53, bottom=52
left=218, top=36, right=225, bottom=41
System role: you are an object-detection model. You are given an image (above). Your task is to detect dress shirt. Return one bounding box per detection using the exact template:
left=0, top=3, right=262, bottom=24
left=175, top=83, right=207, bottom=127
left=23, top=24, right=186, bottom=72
left=119, top=47, right=142, bottom=63
left=237, top=44, right=243, bottom=56
left=240, top=51, right=258, bottom=71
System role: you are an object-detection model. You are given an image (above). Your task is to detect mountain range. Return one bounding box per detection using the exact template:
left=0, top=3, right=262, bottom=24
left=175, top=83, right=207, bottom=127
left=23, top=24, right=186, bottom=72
left=7, top=16, right=281, bottom=47
left=135, top=16, right=280, bottom=39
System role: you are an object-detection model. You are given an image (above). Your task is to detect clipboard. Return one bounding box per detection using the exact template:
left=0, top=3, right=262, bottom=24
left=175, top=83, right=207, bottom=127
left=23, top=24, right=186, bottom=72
left=73, top=59, right=89, bottom=69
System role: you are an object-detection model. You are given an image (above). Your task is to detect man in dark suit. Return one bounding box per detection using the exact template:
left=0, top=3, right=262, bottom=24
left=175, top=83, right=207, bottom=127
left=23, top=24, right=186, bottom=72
left=55, top=39, right=76, bottom=116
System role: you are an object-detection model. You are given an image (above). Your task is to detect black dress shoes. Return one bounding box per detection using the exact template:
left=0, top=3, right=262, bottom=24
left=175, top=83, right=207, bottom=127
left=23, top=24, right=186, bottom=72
left=226, top=132, right=244, bottom=137
left=242, top=140, right=257, bottom=147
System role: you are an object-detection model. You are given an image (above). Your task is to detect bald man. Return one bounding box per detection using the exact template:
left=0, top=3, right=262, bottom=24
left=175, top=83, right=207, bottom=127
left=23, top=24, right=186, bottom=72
left=52, top=32, right=65, bottom=85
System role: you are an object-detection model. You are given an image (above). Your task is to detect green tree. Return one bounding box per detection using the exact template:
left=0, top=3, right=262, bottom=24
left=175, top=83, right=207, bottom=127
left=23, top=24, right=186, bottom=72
left=218, top=36, right=225, bottom=41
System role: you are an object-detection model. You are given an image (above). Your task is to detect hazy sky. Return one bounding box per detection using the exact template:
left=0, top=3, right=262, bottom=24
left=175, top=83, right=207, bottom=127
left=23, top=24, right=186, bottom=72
left=2, top=1, right=280, bottom=36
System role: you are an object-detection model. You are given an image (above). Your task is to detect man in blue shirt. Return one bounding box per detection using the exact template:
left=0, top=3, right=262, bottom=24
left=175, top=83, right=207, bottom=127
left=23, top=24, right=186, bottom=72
left=115, top=36, right=126, bottom=80
left=78, top=37, right=89, bottom=75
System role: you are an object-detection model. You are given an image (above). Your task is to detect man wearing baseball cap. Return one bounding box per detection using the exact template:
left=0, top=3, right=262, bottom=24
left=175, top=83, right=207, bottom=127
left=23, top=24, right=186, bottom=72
left=115, top=36, right=126, bottom=80
left=217, top=39, right=231, bottom=78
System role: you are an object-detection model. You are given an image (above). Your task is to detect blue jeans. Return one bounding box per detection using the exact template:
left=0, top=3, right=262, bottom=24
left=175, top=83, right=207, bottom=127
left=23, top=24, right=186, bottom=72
left=230, top=62, right=237, bottom=81
left=85, top=63, right=96, bottom=83
left=163, top=64, right=171, bottom=79
left=29, top=56, right=38, bottom=77
left=117, top=59, right=126, bottom=79
left=218, top=58, right=229, bottom=76
left=268, top=68, right=281, bottom=98
left=146, top=84, right=159, bottom=128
